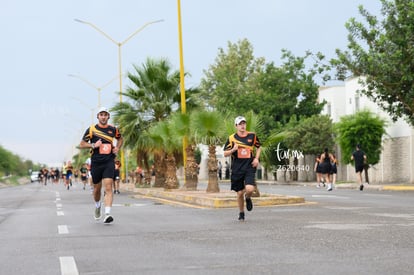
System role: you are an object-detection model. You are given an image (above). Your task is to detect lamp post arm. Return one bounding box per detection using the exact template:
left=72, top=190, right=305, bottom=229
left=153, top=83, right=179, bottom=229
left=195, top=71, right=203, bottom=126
left=68, top=74, right=99, bottom=90
left=121, top=19, right=164, bottom=45
left=74, top=18, right=118, bottom=45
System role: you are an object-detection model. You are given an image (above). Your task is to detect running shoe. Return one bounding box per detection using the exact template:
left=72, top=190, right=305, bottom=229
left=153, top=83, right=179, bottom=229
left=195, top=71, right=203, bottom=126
left=238, top=212, right=245, bottom=221
left=360, top=184, right=364, bottom=191
left=103, top=214, right=114, bottom=224
left=246, top=197, right=253, bottom=211
left=94, top=206, right=102, bottom=220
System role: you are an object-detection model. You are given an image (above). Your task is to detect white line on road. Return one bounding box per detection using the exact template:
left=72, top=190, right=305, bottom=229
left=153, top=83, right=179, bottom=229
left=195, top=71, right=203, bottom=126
left=57, top=211, right=64, bottom=216
left=112, top=203, right=147, bottom=207
left=59, top=256, right=79, bottom=275
left=58, top=225, right=69, bottom=234
left=56, top=203, right=62, bottom=208
left=311, top=195, right=349, bottom=199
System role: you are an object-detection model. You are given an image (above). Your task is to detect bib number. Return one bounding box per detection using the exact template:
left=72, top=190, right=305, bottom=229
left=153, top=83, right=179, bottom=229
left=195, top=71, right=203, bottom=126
left=99, top=144, right=112, bottom=154
left=237, top=147, right=251, bottom=159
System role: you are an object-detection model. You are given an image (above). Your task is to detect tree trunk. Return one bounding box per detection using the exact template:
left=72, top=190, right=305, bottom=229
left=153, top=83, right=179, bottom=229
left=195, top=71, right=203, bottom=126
left=164, top=153, right=179, bottom=190
left=206, top=145, right=220, bottom=193
left=153, top=153, right=165, bottom=188
left=142, top=151, right=151, bottom=185
left=183, top=144, right=198, bottom=190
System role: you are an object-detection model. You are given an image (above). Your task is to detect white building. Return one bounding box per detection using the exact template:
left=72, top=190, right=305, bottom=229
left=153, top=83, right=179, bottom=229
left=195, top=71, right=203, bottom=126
left=319, top=77, right=414, bottom=184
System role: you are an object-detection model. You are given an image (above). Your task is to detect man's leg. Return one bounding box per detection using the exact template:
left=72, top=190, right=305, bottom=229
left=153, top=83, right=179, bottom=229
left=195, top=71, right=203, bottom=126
left=237, top=189, right=245, bottom=221
left=93, top=182, right=102, bottom=202
left=356, top=171, right=364, bottom=190
left=103, top=178, right=114, bottom=223
left=103, top=178, right=113, bottom=207
left=245, top=184, right=254, bottom=211
left=237, top=190, right=245, bottom=212
left=93, top=182, right=102, bottom=220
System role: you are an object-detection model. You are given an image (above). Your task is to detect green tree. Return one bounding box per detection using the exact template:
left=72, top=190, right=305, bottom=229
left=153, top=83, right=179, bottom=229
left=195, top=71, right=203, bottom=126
left=0, top=145, right=30, bottom=177
left=200, top=39, right=265, bottom=112
left=264, top=115, right=335, bottom=182
left=200, top=39, right=326, bottom=135
left=283, top=115, right=335, bottom=155
left=253, top=50, right=326, bottom=131
left=335, top=110, right=387, bottom=183
left=333, top=0, right=414, bottom=126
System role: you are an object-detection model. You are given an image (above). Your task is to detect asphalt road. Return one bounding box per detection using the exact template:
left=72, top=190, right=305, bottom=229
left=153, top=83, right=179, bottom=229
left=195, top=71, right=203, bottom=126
left=1, top=181, right=413, bottom=275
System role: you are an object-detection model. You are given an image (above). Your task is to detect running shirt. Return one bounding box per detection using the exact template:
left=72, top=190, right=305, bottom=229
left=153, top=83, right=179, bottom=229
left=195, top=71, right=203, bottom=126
left=223, top=132, right=261, bottom=173
left=82, top=124, right=122, bottom=163
left=352, top=150, right=365, bottom=167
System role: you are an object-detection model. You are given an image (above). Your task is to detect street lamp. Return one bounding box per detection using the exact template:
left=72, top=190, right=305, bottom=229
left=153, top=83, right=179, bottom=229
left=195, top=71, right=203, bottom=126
left=68, top=74, right=121, bottom=108
left=74, top=18, right=163, bottom=101
left=75, top=18, right=163, bottom=181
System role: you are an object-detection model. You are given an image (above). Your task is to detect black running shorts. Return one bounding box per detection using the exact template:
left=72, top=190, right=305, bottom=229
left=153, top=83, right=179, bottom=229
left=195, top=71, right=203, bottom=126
left=230, top=168, right=256, bottom=192
left=91, top=159, right=115, bottom=184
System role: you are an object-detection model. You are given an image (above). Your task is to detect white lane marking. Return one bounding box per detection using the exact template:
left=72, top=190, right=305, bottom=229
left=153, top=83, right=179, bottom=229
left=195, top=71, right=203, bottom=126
left=57, top=211, right=64, bottom=216
left=56, top=198, right=61, bottom=201
left=112, top=203, right=147, bottom=207
left=311, top=195, right=349, bottom=199
left=58, top=225, right=69, bottom=234
left=56, top=203, right=62, bottom=208
left=59, top=256, right=79, bottom=275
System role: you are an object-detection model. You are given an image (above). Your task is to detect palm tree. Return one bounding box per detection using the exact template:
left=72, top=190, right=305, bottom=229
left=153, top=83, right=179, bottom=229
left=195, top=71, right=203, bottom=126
left=148, top=120, right=181, bottom=190
left=169, top=112, right=200, bottom=190
left=111, top=57, right=181, bottom=185
left=191, top=110, right=228, bottom=193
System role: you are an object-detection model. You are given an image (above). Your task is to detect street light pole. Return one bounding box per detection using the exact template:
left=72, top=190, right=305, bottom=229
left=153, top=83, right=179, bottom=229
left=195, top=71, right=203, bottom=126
left=177, top=0, right=187, bottom=180
left=75, top=18, right=163, bottom=181
left=68, top=74, right=120, bottom=108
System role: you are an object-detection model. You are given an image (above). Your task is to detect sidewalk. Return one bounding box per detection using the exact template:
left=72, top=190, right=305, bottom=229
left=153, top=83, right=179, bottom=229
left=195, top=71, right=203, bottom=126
left=255, top=180, right=414, bottom=191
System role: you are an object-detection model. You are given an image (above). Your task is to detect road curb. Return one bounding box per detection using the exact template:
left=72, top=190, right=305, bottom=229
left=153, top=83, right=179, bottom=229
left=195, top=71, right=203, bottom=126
left=382, top=185, right=414, bottom=191
left=129, top=187, right=305, bottom=208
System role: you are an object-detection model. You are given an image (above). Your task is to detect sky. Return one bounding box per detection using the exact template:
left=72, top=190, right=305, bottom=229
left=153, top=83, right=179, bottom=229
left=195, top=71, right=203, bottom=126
left=1, top=0, right=381, bottom=167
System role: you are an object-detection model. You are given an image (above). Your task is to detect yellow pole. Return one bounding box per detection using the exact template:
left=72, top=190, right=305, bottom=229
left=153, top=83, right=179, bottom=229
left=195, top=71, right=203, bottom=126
left=177, top=0, right=187, bottom=180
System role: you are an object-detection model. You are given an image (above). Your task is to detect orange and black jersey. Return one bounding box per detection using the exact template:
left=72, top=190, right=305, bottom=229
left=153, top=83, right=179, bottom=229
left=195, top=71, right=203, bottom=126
left=82, top=124, right=122, bottom=163
left=223, top=132, right=261, bottom=173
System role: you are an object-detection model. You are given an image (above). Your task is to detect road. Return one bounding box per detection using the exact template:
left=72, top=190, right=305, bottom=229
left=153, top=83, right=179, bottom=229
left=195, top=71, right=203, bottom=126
left=0, top=181, right=413, bottom=274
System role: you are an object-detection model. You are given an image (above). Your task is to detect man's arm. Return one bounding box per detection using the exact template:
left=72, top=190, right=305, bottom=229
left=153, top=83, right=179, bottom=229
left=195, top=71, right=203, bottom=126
left=79, top=139, right=94, bottom=149
left=112, top=136, right=123, bottom=154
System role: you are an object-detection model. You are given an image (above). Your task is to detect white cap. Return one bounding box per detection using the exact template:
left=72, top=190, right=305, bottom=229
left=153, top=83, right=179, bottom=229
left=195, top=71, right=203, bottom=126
left=97, top=107, right=110, bottom=115
left=234, top=116, right=246, bottom=125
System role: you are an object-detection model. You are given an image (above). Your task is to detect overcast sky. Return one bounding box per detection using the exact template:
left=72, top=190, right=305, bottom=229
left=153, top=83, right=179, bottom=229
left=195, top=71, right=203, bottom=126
left=1, top=0, right=381, bottom=167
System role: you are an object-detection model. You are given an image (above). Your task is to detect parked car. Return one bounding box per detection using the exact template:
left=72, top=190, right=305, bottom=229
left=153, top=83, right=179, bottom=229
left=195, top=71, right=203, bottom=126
left=30, top=171, right=40, bottom=182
